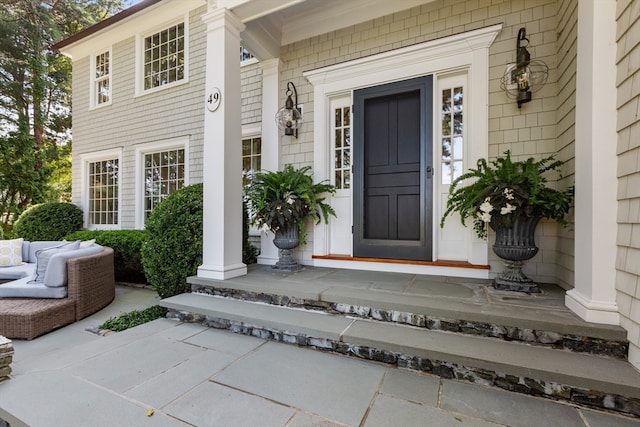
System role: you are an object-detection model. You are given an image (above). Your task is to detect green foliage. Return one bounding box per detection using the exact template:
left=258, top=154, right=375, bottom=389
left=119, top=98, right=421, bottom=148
left=244, top=165, right=336, bottom=244
left=99, top=305, right=168, bottom=332
left=0, top=132, right=53, bottom=226
left=441, top=151, right=574, bottom=239
left=13, top=202, right=83, bottom=241
left=141, top=184, right=203, bottom=299
left=243, top=202, right=258, bottom=264
left=0, top=1, right=126, bottom=227
left=64, top=229, right=148, bottom=284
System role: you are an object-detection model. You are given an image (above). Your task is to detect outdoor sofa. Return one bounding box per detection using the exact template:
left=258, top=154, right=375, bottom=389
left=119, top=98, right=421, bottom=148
left=0, top=239, right=115, bottom=340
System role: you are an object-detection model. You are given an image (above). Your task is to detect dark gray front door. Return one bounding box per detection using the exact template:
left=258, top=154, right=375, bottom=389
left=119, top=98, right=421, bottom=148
left=353, top=76, right=433, bottom=260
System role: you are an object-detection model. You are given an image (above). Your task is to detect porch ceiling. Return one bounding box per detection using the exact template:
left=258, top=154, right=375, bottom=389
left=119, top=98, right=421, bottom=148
left=222, top=0, right=435, bottom=60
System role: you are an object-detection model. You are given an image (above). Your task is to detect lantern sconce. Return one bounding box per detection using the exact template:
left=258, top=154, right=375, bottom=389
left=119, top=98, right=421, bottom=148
left=500, top=28, right=549, bottom=108
left=275, top=82, right=303, bottom=138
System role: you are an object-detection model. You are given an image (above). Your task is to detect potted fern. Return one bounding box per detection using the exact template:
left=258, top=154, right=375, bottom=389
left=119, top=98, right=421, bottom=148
left=440, top=151, right=573, bottom=292
left=244, top=165, right=336, bottom=271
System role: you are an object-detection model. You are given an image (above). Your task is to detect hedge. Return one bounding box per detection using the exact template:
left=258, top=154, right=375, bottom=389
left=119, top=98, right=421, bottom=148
left=64, top=229, right=148, bottom=284
left=13, top=202, right=83, bottom=241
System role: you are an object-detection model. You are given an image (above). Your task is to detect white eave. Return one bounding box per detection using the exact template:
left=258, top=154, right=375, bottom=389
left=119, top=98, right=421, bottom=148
left=56, top=0, right=206, bottom=60
left=224, top=0, right=436, bottom=60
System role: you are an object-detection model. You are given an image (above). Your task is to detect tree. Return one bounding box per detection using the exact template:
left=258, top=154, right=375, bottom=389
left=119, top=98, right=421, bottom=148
left=0, top=0, right=125, bottom=230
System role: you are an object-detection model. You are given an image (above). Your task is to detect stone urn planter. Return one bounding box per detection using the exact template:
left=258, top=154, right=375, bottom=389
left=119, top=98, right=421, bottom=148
left=440, top=151, right=574, bottom=294
left=271, top=224, right=302, bottom=272
left=492, top=216, right=541, bottom=293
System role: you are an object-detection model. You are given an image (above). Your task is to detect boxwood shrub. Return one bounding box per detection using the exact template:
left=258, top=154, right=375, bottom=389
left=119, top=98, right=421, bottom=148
left=141, top=184, right=203, bottom=299
left=64, top=229, right=148, bottom=284
left=13, top=202, right=83, bottom=241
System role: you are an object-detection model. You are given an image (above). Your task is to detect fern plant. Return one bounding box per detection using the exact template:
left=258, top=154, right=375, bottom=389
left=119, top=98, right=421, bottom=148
left=440, top=151, right=574, bottom=239
left=244, top=165, right=336, bottom=244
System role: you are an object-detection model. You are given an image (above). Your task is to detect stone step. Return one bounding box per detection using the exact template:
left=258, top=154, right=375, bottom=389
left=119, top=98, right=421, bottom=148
left=161, top=292, right=640, bottom=417
left=188, top=276, right=629, bottom=359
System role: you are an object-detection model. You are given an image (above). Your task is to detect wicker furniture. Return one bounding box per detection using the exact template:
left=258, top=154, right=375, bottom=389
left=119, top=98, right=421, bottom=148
left=0, top=247, right=115, bottom=340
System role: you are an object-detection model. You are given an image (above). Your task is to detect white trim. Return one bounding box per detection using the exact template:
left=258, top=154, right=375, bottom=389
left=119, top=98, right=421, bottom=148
left=312, top=258, right=489, bottom=279
left=242, top=124, right=262, bottom=137
left=565, top=289, right=620, bottom=324
left=305, top=25, right=501, bottom=268
left=134, top=137, right=190, bottom=229
left=571, top=0, right=619, bottom=325
left=134, top=14, right=190, bottom=97
left=79, top=148, right=123, bottom=230
left=241, top=57, right=259, bottom=67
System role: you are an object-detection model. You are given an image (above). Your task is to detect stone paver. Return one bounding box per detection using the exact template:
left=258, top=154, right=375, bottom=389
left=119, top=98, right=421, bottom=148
left=379, top=368, right=440, bottom=406
left=440, top=380, right=586, bottom=427
left=212, top=341, right=386, bottom=426
left=364, top=395, right=503, bottom=427
left=165, top=381, right=295, bottom=427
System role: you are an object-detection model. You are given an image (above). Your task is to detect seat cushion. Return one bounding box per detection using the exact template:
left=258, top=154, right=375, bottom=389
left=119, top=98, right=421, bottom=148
left=0, top=276, right=67, bottom=299
left=43, top=245, right=104, bottom=287
left=31, top=241, right=81, bottom=283
left=0, top=238, right=24, bottom=267
left=0, top=263, right=35, bottom=281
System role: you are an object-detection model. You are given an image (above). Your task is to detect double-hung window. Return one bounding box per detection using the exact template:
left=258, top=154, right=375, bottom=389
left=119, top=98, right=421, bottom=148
left=142, top=147, right=186, bottom=221
left=143, top=22, right=185, bottom=91
left=91, top=50, right=111, bottom=107
left=84, top=153, right=120, bottom=228
left=242, top=137, right=261, bottom=186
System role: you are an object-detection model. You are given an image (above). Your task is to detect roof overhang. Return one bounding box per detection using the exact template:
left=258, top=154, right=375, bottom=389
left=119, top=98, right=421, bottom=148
left=53, top=0, right=206, bottom=59
left=54, top=0, right=437, bottom=61
left=229, top=0, right=436, bottom=60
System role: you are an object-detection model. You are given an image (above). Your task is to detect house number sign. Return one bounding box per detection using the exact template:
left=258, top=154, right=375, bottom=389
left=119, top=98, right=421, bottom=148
left=206, top=87, right=221, bottom=112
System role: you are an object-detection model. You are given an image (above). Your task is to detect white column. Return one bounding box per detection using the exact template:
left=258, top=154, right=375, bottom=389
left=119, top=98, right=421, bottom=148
left=565, top=0, right=619, bottom=324
left=257, top=59, right=282, bottom=265
left=197, top=8, right=247, bottom=280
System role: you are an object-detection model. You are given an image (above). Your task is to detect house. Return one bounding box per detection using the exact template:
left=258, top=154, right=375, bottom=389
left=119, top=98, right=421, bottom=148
left=53, top=0, right=640, bottom=373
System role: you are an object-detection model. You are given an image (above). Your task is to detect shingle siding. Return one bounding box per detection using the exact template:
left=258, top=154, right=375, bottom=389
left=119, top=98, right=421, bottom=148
left=616, top=0, right=640, bottom=370
left=72, top=5, right=207, bottom=228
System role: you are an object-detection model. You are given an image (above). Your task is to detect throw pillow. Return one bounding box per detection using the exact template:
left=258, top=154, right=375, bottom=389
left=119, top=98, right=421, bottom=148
left=79, top=239, right=96, bottom=248
left=30, top=241, right=81, bottom=283
left=0, top=238, right=24, bottom=267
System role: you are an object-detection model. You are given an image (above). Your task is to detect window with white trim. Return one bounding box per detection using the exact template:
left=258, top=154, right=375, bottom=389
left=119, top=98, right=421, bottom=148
left=440, top=83, right=464, bottom=185
left=87, top=158, right=119, bottom=226
left=242, top=136, right=261, bottom=186
left=92, top=50, right=111, bottom=107
left=143, top=22, right=185, bottom=91
left=143, top=148, right=185, bottom=221
left=333, top=105, right=351, bottom=189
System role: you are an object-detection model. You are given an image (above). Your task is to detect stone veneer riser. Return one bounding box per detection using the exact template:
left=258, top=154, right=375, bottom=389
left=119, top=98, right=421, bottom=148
left=191, top=285, right=629, bottom=360
left=166, top=309, right=640, bottom=418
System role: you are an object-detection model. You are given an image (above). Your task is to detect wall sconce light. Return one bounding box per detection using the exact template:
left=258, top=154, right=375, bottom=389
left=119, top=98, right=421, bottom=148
left=275, top=82, right=303, bottom=138
left=500, top=28, right=549, bottom=108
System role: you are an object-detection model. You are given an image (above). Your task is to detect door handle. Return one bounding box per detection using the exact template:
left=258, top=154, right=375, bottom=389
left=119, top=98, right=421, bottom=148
left=426, top=166, right=433, bottom=179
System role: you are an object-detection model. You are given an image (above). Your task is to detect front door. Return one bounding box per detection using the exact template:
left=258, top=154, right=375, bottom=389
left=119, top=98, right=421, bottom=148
left=353, top=76, right=433, bottom=260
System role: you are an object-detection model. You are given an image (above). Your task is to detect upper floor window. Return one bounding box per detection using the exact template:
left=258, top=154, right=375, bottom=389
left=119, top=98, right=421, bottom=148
left=143, top=22, right=185, bottom=91
left=91, top=50, right=111, bottom=107
left=240, top=45, right=254, bottom=62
